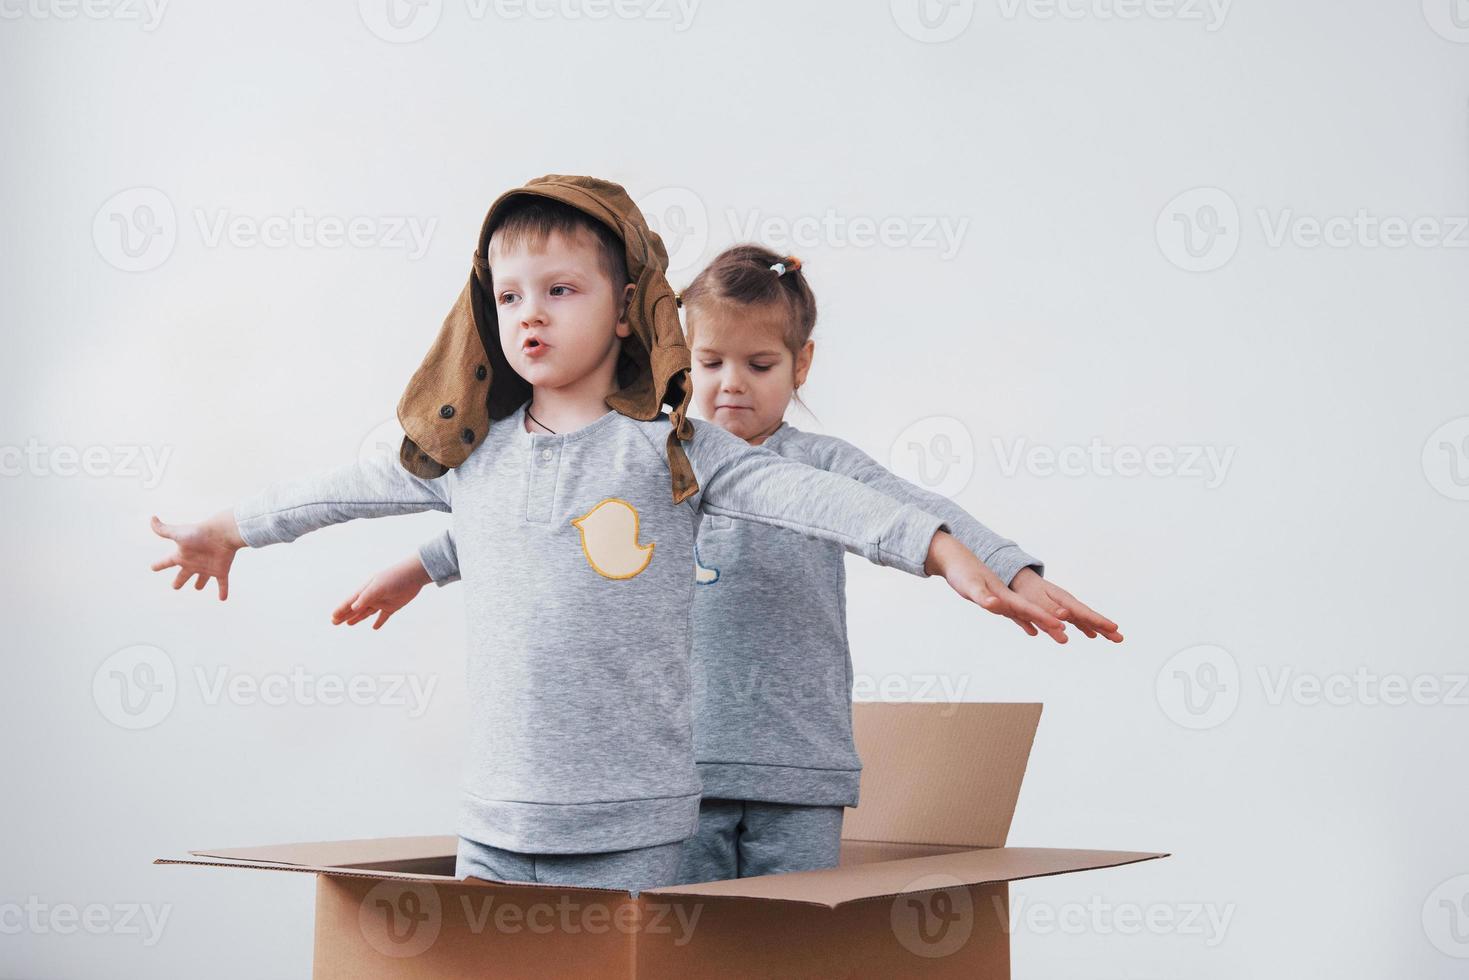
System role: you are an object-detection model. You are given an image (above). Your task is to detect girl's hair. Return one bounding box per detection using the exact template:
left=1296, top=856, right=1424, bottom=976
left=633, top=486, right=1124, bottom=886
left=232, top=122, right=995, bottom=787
left=678, top=244, right=817, bottom=357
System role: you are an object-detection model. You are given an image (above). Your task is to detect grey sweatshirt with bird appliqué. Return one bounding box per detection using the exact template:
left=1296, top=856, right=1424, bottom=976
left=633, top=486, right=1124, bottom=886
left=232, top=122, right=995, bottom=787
left=417, top=420, right=1042, bottom=813
left=233, top=404, right=950, bottom=854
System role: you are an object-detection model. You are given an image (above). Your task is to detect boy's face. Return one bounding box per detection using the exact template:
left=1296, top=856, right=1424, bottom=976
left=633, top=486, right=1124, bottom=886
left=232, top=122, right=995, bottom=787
left=490, top=227, right=634, bottom=393
left=688, top=300, right=812, bottom=445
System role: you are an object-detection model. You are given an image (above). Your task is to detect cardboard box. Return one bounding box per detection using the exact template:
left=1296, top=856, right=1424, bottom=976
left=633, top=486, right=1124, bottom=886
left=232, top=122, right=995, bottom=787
left=157, top=703, right=1167, bottom=977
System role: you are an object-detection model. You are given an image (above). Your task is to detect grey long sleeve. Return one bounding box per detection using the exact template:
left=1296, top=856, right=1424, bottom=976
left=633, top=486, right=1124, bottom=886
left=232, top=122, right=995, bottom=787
left=418, top=528, right=460, bottom=585
left=809, top=435, right=1042, bottom=584
left=233, top=446, right=453, bottom=547
left=670, top=418, right=949, bottom=577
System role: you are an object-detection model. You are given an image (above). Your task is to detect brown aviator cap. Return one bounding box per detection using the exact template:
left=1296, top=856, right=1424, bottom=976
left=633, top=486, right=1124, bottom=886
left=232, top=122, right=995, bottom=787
left=395, top=174, right=699, bottom=504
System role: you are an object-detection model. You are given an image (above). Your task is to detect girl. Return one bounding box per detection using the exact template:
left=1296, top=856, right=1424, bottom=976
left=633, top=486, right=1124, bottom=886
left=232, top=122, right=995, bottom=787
left=336, top=244, right=1121, bottom=883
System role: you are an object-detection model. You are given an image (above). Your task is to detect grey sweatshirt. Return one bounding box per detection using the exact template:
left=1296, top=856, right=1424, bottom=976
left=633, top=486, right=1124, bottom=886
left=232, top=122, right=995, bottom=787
left=420, top=421, right=1042, bottom=810
left=233, top=403, right=948, bottom=854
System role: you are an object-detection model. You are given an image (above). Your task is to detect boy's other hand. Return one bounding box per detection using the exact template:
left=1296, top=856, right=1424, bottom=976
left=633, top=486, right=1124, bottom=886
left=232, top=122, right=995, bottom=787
left=1009, top=567, right=1123, bottom=643
left=149, top=511, right=246, bottom=601
left=923, top=531, right=1069, bottom=643
left=331, top=555, right=432, bottom=630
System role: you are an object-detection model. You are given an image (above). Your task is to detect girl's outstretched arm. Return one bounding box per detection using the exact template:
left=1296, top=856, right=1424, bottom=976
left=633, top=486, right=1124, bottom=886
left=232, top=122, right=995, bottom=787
left=818, top=435, right=1121, bottom=642
left=673, top=419, right=1069, bottom=641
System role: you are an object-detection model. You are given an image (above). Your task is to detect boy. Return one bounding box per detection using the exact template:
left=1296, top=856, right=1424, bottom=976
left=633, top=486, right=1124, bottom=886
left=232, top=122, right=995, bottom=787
left=149, top=175, right=1067, bottom=892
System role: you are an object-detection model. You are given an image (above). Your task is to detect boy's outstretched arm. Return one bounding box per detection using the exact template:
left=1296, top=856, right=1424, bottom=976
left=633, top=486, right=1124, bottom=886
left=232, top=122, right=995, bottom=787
left=330, top=530, right=459, bottom=629
left=818, top=437, right=1122, bottom=643
left=675, top=420, right=1069, bottom=642
left=149, top=446, right=453, bottom=601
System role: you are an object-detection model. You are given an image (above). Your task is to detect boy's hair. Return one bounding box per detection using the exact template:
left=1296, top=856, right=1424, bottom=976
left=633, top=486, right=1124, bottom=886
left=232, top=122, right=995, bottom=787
left=678, top=244, right=817, bottom=355
left=488, top=195, right=630, bottom=289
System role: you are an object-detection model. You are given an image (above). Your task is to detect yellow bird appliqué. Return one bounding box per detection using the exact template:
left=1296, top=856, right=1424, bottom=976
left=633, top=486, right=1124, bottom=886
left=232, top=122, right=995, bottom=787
left=571, top=498, right=655, bottom=580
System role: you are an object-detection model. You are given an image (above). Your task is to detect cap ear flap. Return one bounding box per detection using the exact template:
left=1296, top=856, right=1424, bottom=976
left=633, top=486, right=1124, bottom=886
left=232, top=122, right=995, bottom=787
left=395, top=270, right=493, bottom=473
left=399, top=434, right=449, bottom=478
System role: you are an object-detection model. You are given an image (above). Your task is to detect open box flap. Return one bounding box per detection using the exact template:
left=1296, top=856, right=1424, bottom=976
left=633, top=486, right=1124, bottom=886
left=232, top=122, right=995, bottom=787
left=156, top=835, right=647, bottom=895
left=183, top=835, right=458, bottom=870
left=647, top=846, right=1169, bottom=908
left=843, top=702, right=1042, bottom=849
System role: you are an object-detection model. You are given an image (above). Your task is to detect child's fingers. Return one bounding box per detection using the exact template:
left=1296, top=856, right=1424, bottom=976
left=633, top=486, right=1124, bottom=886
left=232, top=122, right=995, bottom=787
left=194, top=574, right=210, bottom=591
left=1048, top=588, right=1121, bottom=638
left=217, top=576, right=229, bottom=601
left=972, top=584, right=1066, bottom=643
left=372, top=609, right=392, bottom=630
left=149, top=515, right=177, bottom=540
left=995, top=589, right=1067, bottom=639
left=171, top=568, right=192, bottom=590
left=331, top=588, right=367, bottom=624
left=346, top=605, right=377, bottom=626
left=1064, top=605, right=1120, bottom=642
left=150, top=554, right=179, bottom=572
left=1009, top=615, right=1038, bottom=637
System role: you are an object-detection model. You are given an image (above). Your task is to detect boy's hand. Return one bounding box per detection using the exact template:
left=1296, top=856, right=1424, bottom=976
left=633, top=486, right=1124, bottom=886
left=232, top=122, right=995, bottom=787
left=331, top=555, right=432, bottom=630
left=149, top=511, right=246, bottom=601
left=1009, top=567, right=1123, bottom=642
left=923, top=531, right=1069, bottom=643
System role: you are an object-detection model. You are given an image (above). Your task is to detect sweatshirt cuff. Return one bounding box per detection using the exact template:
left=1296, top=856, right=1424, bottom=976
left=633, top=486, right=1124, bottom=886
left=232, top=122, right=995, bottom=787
left=417, top=537, right=461, bottom=587
left=984, top=545, right=1045, bottom=586
left=877, top=506, right=950, bottom=577
left=232, top=497, right=291, bottom=549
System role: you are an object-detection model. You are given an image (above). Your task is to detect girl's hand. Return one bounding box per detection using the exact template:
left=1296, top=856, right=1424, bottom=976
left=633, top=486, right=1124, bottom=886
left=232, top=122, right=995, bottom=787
left=1009, top=567, right=1123, bottom=642
left=923, top=532, right=1069, bottom=643
left=331, top=555, right=433, bottom=630
left=149, top=511, right=246, bottom=601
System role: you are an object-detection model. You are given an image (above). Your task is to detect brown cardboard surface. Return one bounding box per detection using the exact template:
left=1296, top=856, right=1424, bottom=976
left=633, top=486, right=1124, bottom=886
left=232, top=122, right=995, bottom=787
left=313, top=875, right=641, bottom=979
left=634, top=883, right=1013, bottom=979
left=842, top=702, right=1042, bottom=849
left=646, top=846, right=1166, bottom=908
left=312, top=874, right=1015, bottom=979
left=838, top=840, right=973, bottom=866
left=191, top=836, right=458, bottom=872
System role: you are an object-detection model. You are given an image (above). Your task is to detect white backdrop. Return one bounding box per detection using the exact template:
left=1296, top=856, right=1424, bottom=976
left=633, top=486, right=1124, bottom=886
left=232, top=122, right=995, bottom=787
left=3, top=1, right=1467, bottom=977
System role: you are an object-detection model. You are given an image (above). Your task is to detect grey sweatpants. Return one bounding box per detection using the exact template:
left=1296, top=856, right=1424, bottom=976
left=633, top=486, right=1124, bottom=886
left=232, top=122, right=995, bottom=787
left=675, top=799, right=845, bottom=884
left=454, top=836, right=684, bottom=895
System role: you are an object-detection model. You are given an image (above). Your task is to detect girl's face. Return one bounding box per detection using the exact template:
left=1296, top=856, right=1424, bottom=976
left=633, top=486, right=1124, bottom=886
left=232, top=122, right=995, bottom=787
left=687, top=299, right=813, bottom=445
